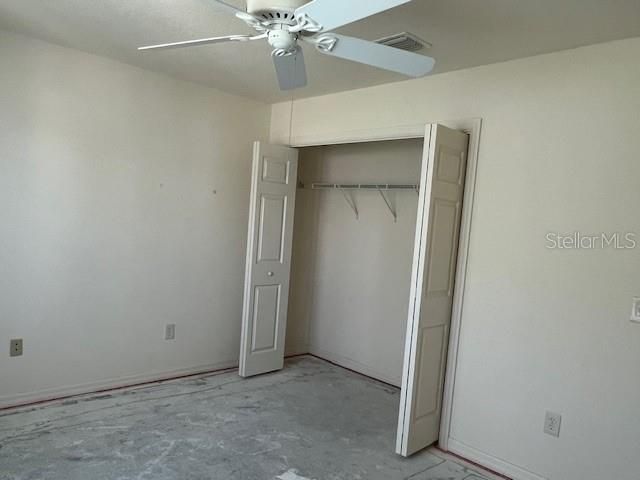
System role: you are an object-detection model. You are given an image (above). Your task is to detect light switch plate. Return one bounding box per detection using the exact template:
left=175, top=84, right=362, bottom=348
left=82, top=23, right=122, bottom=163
left=544, top=411, right=562, bottom=438
left=165, top=324, right=176, bottom=340
left=632, top=298, right=640, bottom=323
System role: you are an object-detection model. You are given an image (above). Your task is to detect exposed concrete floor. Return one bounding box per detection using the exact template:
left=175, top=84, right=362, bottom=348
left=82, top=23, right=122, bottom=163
left=0, top=356, right=490, bottom=480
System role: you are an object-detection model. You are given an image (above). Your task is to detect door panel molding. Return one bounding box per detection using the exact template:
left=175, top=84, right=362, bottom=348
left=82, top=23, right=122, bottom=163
left=414, top=324, right=446, bottom=419
left=257, top=194, right=288, bottom=263
left=426, top=199, right=460, bottom=297
left=262, top=156, right=291, bottom=184
left=250, top=284, right=281, bottom=353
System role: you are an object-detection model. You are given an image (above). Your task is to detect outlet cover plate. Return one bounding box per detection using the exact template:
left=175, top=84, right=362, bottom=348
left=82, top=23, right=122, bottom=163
left=632, top=298, right=640, bottom=323
left=10, top=339, right=23, bottom=357
left=165, top=324, right=176, bottom=341
left=544, top=411, right=562, bottom=437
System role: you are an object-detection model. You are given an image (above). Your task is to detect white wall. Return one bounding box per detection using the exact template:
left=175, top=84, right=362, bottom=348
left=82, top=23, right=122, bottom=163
left=286, top=141, right=422, bottom=386
left=0, top=30, right=270, bottom=407
left=271, top=39, right=640, bottom=480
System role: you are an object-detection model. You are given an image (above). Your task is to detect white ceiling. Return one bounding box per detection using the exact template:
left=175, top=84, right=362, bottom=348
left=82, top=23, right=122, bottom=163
left=1, top=0, right=639, bottom=103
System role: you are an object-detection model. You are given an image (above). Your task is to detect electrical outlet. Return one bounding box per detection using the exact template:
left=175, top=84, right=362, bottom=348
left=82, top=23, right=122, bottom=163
left=165, top=324, right=176, bottom=341
left=632, top=298, right=640, bottom=323
left=10, top=339, right=23, bottom=357
left=544, top=411, right=562, bottom=438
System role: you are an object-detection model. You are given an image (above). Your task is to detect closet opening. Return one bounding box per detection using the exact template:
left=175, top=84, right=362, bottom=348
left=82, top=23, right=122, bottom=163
left=239, top=122, right=479, bottom=457
left=287, top=139, right=423, bottom=387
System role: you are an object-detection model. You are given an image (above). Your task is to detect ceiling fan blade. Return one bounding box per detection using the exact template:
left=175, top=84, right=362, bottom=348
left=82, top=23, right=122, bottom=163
left=273, top=47, right=308, bottom=91
left=138, top=34, right=258, bottom=51
left=309, top=34, right=435, bottom=77
left=295, top=0, right=411, bottom=32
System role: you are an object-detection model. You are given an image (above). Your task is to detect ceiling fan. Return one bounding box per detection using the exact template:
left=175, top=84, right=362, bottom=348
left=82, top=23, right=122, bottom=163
left=138, top=0, right=435, bottom=91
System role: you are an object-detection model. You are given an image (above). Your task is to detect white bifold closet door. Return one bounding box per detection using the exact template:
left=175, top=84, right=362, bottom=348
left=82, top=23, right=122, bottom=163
left=239, top=142, right=298, bottom=378
left=396, top=124, right=469, bottom=456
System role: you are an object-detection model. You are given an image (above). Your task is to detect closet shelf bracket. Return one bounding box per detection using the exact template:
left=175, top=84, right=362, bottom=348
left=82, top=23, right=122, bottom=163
left=340, top=188, right=359, bottom=220
left=378, top=189, right=397, bottom=223
left=309, top=183, right=418, bottom=221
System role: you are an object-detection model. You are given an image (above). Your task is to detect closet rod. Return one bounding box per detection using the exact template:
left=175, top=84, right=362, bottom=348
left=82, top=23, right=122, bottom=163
left=310, top=183, right=418, bottom=191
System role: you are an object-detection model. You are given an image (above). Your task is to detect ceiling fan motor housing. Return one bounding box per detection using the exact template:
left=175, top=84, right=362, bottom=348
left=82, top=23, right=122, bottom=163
left=246, top=0, right=308, bottom=16
left=268, top=29, right=298, bottom=53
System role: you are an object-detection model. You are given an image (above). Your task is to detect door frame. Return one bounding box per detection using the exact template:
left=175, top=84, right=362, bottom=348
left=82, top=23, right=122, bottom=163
left=286, top=118, right=482, bottom=452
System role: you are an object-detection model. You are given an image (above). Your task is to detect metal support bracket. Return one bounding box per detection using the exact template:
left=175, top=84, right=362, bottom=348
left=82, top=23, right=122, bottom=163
left=378, top=189, right=397, bottom=223
left=340, top=188, right=359, bottom=220
left=310, top=183, right=418, bottom=221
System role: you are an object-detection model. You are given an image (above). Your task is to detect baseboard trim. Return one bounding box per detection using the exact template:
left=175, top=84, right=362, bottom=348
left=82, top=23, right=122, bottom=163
left=432, top=447, right=512, bottom=480
left=447, top=439, right=548, bottom=480
left=308, top=347, right=401, bottom=387
left=284, top=347, right=310, bottom=357
left=0, top=359, right=239, bottom=411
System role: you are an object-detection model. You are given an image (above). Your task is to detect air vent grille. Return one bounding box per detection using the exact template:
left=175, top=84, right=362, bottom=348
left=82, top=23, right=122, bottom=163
left=375, top=32, right=430, bottom=52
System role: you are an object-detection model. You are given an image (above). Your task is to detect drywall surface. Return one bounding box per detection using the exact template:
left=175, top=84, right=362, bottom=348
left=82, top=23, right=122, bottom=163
left=0, top=29, right=270, bottom=406
left=286, top=141, right=422, bottom=385
left=271, top=38, right=640, bottom=480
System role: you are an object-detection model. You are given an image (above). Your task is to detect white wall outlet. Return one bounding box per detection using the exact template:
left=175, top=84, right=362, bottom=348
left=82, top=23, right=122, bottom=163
left=544, top=411, right=562, bottom=438
left=165, top=324, right=176, bottom=341
left=10, top=339, right=23, bottom=357
left=631, top=298, right=640, bottom=323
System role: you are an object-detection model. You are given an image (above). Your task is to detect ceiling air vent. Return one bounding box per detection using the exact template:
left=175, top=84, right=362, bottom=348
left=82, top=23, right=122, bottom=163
left=375, top=32, right=430, bottom=52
